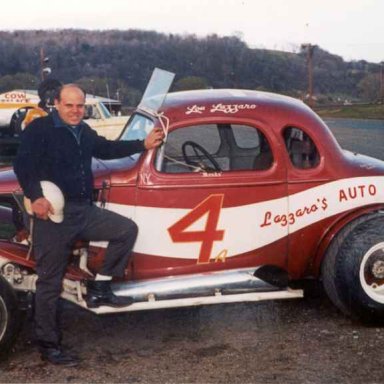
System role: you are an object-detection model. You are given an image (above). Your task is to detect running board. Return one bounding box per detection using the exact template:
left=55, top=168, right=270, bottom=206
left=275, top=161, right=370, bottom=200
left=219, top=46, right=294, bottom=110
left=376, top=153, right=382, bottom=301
left=62, top=288, right=303, bottom=315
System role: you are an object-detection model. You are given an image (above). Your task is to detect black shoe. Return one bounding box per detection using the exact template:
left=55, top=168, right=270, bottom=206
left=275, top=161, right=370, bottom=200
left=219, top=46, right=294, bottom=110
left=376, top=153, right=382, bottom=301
left=86, top=280, right=134, bottom=308
left=40, top=347, right=80, bottom=367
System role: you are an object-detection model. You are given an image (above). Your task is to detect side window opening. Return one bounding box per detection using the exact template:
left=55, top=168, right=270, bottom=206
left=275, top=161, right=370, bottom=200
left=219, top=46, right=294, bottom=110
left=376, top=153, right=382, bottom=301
left=156, top=124, right=273, bottom=173
left=159, top=125, right=223, bottom=173
left=283, top=127, right=320, bottom=169
left=231, top=124, right=273, bottom=171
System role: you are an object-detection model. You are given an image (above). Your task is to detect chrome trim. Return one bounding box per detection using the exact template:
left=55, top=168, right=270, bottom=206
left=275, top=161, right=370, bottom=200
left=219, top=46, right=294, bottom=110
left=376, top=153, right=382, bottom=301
left=113, top=267, right=280, bottom=302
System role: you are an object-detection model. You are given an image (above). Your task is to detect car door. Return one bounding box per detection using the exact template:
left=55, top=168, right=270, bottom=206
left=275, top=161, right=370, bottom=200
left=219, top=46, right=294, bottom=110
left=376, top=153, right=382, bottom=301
left=132, top=120, right=289, bottom=279
left=282, top=125, right=331, bottom=278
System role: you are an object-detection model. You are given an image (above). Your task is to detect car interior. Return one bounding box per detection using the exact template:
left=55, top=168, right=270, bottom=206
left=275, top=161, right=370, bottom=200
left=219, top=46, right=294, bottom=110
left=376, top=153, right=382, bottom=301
left=157, top=123, right=274, bottom=173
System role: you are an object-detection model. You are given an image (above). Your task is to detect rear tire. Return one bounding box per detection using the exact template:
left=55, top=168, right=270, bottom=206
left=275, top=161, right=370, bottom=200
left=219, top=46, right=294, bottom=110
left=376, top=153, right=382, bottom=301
left=0, top=276, right=21, bottom=360
left=322, top=214, right=384, bottom=323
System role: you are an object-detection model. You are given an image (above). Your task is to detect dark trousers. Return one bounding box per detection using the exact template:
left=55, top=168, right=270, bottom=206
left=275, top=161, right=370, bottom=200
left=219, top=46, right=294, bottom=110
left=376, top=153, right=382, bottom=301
left=32, top=201, right=138, bottom=346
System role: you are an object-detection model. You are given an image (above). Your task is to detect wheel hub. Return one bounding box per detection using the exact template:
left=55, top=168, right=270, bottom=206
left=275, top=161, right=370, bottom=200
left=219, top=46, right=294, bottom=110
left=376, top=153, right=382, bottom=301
left=360, top=243, right=384, bottom=304
left=371, top=259, right=384, bottom=279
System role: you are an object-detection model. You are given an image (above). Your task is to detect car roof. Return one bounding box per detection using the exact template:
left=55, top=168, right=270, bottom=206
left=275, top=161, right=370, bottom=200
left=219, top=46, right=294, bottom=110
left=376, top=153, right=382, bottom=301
left=155, top=88, right=326, bottom=135
left=161, top=88, right=305, bottom=112
left=147, top=88, right=342, bottom=157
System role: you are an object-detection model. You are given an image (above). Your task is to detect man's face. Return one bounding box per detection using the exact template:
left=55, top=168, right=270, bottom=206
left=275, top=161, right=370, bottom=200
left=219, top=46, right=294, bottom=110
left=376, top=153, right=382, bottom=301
left=54, top=86, right=85, bottom=125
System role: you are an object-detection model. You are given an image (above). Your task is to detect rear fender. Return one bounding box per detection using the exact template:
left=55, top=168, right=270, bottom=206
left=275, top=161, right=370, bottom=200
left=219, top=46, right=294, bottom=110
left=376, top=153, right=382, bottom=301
left=311, top=205, right=384, bottom=276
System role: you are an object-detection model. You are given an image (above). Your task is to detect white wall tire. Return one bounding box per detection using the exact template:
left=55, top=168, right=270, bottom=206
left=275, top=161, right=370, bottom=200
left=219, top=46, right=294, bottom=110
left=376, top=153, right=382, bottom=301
left=322, top=213, right=384, bottom=323
left=0, top=276, right=21, bottom=360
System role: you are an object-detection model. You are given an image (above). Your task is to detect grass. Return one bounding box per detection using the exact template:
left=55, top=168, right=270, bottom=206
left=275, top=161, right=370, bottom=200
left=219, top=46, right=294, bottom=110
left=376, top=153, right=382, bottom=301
left=315, top=103, right=384, bottom=119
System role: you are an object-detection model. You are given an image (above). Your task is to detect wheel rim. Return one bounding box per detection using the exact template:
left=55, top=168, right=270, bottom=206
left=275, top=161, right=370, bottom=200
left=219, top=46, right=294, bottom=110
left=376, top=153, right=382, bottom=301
left=359, top=242, right=384, bottom=303
left=0, top=295, right=8, bottom=341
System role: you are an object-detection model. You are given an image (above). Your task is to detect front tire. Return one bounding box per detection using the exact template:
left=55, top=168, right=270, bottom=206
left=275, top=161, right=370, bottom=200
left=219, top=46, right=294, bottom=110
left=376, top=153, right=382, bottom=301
left=0, top=276, right=21, bottom=360
left=9, top=107, right=33, bottom=137
left=322, top=214, right=384, bottom=323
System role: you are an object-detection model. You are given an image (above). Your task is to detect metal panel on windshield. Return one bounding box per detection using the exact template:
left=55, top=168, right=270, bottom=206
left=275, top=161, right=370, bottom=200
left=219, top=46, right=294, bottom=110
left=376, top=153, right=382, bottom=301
left=138, top=68, right=175, bottom=115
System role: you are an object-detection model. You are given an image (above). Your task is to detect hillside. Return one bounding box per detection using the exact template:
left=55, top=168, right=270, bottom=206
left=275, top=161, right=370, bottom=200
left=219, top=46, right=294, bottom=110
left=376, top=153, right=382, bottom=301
left=0, top=29, right=381, bottom=107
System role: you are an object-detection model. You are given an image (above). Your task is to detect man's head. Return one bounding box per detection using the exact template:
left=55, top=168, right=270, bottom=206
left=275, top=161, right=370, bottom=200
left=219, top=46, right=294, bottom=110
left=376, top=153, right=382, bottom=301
left=54, top=84, right=86, bottom=125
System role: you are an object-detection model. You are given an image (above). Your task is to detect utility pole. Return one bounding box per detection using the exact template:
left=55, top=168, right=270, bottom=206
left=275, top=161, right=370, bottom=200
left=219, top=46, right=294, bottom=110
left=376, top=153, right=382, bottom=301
left=380, top=62, right=384, bottom=103
left=301, top=43, right=315, bottom=108
left=40, top=48, right=51, bottom=81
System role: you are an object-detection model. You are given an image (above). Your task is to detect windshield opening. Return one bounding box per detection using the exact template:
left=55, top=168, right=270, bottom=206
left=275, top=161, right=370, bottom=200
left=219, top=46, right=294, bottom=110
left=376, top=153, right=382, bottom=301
left=120, top=113, right=155, bottom=142
left=99, top=102, right=112, bottom=119
left=119, top=113, right=155, bottom=162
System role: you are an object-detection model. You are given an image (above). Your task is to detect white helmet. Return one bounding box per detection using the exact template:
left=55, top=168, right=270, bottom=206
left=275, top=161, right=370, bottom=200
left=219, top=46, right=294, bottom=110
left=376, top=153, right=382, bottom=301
left=24, top=181, right=65, bottom=223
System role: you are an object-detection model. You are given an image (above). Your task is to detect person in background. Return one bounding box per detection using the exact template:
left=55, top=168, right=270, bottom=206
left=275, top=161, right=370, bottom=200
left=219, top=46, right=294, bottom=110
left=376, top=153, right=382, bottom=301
left=14, top=83, right=164, bottom=367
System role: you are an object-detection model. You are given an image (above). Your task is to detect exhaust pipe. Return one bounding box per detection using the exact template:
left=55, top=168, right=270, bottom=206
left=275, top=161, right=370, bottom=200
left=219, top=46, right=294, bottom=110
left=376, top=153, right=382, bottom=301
left=113, top=266, right=286, bottom=302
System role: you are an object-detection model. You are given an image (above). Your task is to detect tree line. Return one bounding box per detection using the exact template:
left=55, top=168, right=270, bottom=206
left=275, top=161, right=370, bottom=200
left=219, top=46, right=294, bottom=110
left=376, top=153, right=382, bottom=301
left=0, top=29, right=381, bottom=107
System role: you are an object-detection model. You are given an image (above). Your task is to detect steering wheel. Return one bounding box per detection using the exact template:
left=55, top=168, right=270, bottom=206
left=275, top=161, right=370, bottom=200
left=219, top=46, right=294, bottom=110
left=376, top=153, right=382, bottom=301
left=181, top=141, right=221, bottom=172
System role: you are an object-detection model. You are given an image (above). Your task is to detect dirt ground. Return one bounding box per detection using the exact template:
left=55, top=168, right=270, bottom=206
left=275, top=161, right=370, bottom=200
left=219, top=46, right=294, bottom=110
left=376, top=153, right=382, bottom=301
left=0, top=118, right=383, bottom=383
left=1, top=291, right=384, bottom=384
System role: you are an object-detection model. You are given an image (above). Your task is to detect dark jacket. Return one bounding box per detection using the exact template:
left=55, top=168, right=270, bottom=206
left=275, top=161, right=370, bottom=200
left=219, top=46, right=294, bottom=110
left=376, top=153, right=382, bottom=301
left=14, top=111, right=145, bottom=202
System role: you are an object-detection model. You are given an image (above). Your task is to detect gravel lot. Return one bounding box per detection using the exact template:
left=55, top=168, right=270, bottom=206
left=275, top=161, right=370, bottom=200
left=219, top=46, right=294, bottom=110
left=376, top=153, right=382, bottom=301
left=1, top=292, right=384, bottom=384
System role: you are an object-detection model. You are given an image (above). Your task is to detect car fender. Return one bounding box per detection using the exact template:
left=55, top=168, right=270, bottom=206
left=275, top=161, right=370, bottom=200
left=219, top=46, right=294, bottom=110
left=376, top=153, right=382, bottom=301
left=311, top=205, right=384, bottom=276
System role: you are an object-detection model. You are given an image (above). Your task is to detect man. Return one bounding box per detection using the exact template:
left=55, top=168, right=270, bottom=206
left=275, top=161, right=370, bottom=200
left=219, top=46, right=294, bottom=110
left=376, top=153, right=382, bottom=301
left=14, top=84, right=164, bottom=366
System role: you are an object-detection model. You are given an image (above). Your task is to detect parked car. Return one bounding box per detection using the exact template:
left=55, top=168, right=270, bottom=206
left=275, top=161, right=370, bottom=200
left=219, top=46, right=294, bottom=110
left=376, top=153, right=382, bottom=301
left=0, top=89, right=127, bottom=139
left=0, top=90, right=39, bottom=136
left=82, top=96, right=128, bottom=140
left=0, top=69, right=384, bottom=358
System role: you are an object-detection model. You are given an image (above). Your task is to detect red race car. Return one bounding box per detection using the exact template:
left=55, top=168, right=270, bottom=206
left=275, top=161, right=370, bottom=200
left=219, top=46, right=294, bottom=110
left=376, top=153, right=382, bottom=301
left=1, top=69, right=384, bottom=356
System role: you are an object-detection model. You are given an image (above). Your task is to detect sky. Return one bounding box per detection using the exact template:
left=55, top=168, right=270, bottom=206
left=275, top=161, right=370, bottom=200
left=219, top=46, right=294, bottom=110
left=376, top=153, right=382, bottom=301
left=2, top=0, right=384, bottom=63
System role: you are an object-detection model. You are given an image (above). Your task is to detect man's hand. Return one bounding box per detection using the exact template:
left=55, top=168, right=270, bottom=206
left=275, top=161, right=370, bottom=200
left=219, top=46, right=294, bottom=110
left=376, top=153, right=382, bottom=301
left=31, top=197, right=55, bottom=220
left=144, top=128, right=164, bottom=150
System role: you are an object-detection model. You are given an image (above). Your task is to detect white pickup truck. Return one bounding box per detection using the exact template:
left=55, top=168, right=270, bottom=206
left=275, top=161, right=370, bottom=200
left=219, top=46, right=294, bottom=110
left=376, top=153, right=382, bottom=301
left=83, top=96, right=129, bottom=140
left=0, top=90, right=128, bottom=140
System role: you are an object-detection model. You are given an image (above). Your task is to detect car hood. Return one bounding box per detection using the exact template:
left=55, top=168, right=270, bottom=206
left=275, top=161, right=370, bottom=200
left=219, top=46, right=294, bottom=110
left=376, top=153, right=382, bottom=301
left=0, top=167, right=20, bottom=194
left=93, top=156, right=139, bottom=172
left=0, top=159, right=115, bottom=195
left=92, top=158, right=113, bottom=187
left=93, top=156, right=141, bottom=188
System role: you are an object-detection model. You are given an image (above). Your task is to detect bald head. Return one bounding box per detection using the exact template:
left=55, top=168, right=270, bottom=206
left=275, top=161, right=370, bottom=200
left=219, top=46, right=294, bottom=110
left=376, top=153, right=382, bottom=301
left=54, top=84, right=86, bottom=125
left=55, top=84, right=86, bottom=102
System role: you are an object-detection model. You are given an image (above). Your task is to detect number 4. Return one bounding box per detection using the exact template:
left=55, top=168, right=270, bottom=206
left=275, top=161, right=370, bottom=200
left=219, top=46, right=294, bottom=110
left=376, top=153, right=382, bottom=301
left=168, top=194, right=225, bottom=263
